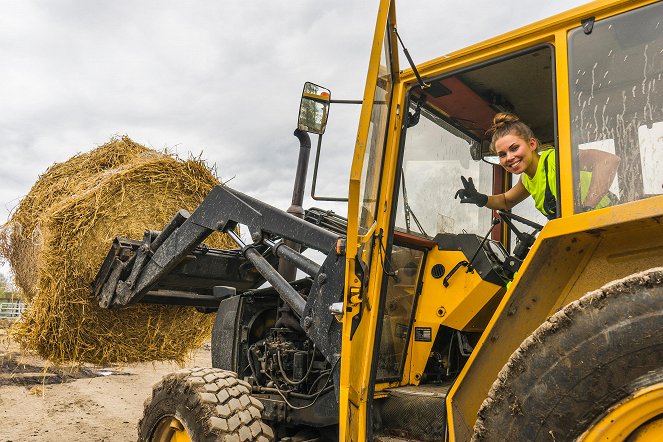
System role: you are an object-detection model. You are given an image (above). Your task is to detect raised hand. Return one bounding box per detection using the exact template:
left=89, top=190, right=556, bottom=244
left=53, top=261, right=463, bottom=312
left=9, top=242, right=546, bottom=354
left=454, top=176, right=488, bottom=207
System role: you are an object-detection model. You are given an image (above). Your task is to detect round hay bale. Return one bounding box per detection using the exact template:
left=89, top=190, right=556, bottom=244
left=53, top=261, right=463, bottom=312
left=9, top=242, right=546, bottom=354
left=0, top=136, right=234, bottom=364
left=0, top=137, right=151, bottom=301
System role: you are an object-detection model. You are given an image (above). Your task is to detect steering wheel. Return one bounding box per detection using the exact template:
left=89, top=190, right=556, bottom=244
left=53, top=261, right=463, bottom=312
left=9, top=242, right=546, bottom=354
left=497, top=210, right=543, bottom=234
left=496, top=210, right=544, bottom=262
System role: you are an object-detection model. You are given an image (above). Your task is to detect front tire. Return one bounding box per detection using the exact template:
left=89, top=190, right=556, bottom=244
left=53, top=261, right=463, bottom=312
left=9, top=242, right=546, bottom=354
left=472, top=268, right=663, bottom=441
left=138, top=368, right=274, bottom=442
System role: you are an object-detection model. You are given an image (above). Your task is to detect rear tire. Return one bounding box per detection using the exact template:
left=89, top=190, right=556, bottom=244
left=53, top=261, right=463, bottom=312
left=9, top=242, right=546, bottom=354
left=472, top=268, right=663, bottom=441
left=138, top=367, right=274, bottom=442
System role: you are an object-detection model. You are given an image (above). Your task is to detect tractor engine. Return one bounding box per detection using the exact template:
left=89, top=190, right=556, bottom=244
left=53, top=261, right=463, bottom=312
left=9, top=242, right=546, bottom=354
left=249, top=328, right=330, bottom=397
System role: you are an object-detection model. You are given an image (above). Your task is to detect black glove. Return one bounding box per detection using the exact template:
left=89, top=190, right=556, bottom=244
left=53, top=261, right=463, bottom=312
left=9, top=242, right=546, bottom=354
left=455, top=176, right=488, bottom=207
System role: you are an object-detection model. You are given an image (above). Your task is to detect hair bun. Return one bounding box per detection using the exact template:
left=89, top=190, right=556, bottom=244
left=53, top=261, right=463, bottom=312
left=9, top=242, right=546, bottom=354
left=490, top=112, right=520, bottom=133
left=486, top=112, right=536, bottom=151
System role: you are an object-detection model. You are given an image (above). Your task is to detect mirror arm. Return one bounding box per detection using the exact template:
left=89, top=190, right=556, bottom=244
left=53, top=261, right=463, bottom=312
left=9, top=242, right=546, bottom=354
left=310, top=134, right=349, bottom=202
left=329, top=99, right=362, bottom=104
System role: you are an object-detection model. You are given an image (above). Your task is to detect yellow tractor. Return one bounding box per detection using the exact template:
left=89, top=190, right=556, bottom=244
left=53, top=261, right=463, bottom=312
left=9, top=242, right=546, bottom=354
left=93, top=0, right=663, bottom=440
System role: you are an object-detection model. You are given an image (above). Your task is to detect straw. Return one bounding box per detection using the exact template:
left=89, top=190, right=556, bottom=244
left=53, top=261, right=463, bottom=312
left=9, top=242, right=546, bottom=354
left=0, top=136, right=233, bottom=364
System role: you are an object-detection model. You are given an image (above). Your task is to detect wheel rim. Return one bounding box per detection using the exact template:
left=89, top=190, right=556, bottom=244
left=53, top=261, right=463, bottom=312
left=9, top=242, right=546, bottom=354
left=579, top=381, right=663, bottom=442
left=151, top=416, right=192, bottom=442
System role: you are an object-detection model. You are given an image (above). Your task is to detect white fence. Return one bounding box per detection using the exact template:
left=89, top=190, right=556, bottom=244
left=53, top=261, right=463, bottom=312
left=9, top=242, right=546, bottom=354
left=0, top=301, right=26, bottom=319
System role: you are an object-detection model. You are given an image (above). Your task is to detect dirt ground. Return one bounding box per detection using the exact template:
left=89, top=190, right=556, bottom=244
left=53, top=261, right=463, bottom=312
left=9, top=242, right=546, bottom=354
left=0, top=321, right=212, bottom=442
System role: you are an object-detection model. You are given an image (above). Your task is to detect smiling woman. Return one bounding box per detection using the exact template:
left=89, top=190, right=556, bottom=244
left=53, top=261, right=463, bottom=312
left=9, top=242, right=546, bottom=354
left=457, top=112, right=620, bottom=220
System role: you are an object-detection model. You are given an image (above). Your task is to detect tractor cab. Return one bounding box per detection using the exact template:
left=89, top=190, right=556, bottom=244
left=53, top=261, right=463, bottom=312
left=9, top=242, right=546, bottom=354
left=339, top=0, right=663, bottom=440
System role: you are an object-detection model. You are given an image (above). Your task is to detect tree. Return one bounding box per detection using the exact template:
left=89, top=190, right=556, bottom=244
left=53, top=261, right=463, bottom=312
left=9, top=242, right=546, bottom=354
left=0, top=273, right=16, bottom=301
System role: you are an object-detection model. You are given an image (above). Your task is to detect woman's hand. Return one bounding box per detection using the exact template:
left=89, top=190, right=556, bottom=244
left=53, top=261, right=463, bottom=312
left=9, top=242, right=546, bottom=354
left=455, top=176, right=488, bottom=207
left=456, top=176, right=530, bottom=211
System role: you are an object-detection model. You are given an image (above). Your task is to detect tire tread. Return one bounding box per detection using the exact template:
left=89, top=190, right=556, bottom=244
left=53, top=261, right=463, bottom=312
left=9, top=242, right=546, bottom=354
left=138, top=367, right=274, bottom=441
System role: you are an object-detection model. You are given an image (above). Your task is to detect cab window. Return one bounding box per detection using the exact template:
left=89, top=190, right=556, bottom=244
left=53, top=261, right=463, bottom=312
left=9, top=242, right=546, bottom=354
left=395, top=46, right=555, bottom=243
left=358, top=25, right=394, bottom=234
left=394, top=106, right=494, bottom=237
left=568, top=2, right=663, bottom=211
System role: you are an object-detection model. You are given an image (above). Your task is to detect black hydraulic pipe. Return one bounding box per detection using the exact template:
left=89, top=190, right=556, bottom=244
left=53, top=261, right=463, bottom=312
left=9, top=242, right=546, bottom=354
left=279, top=129, right=312, bottom=281
left=253, top=385, right=334, bottom=400
left=288, top=129, right=311, bottom=219
left=229, top=231, right=306, bottom=316
left=245, top=247, right=306, bottom=316
left=266, top=239, right=321, bottom=277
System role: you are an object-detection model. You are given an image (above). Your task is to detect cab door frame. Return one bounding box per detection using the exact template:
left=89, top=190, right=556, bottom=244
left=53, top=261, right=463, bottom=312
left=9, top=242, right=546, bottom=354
left=340, top=0, right=402, bottom=440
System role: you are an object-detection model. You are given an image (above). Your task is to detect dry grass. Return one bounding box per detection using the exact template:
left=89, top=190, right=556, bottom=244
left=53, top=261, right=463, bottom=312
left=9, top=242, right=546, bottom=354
left=0, top=136, right=234, bottom=365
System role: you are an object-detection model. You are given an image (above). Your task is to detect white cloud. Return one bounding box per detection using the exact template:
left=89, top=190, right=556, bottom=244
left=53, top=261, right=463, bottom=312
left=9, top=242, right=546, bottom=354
left=0, top=0, right=589, bottom=279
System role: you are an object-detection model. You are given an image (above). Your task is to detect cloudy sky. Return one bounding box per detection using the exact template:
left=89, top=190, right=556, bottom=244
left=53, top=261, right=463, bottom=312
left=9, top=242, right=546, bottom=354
left=0, top=0, right=590, bottom=279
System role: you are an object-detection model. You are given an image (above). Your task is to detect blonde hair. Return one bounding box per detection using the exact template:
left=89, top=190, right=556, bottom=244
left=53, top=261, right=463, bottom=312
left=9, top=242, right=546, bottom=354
left=487, top=112, right=538, bottom=153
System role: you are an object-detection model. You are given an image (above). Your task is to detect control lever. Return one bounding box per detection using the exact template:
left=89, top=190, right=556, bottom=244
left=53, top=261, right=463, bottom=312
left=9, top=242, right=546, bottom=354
left=443, top=218, right=501, bottom=287
left=466, top=218, right=501, bottom=272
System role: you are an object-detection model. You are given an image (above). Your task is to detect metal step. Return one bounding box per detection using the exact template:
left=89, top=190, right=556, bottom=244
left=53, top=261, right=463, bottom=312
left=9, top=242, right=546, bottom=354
left=374, top=383, right=452, bottom=442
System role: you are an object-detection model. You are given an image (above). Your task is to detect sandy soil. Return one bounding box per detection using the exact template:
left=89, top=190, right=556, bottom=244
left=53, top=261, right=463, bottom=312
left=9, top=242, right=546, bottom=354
left=0, top=323, right=212, bottom=442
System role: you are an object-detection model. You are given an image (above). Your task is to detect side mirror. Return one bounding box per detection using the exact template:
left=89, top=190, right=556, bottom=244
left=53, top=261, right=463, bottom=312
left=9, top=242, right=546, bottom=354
left=480, top=140, right=501, bottom=165
left=482, top=154, right=501, bottom=166
left=470, top=142, right=482, bottom=161
left=470, top=140, right=500, bottom=165
left=298, top=82, right=331, bottom=135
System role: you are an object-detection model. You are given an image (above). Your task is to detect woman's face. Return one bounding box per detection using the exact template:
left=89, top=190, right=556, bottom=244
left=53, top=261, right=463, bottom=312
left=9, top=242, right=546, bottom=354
left=494, top=132, right=538, bottom=175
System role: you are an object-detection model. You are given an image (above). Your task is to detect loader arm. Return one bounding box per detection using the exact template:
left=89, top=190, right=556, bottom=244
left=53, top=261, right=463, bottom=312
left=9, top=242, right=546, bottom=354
left=92, top=184, right=346, bottom=363
left=93, top=185, right=338, bottom=307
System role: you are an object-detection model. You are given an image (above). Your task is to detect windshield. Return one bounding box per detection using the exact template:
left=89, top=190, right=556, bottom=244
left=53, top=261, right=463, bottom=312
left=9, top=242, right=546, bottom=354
left=395, top=104, right=494, bottom=238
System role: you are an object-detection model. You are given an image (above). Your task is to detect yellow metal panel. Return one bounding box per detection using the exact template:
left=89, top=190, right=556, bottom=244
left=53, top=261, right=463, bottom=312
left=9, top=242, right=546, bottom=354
left=401, top=0, right=659, bottom=84
left=395, top=248, right=505, bottom=386
left=343, top=82, right=408, bottom=435
left=340, top=0, right=392, bottom=437
left=447, top=195, right=663, bottom=440
left=404, top=319, right=439, bottom=385
left=418, top=250, right=504, bottom=332
left=554, top=26, right=575, bottom=218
